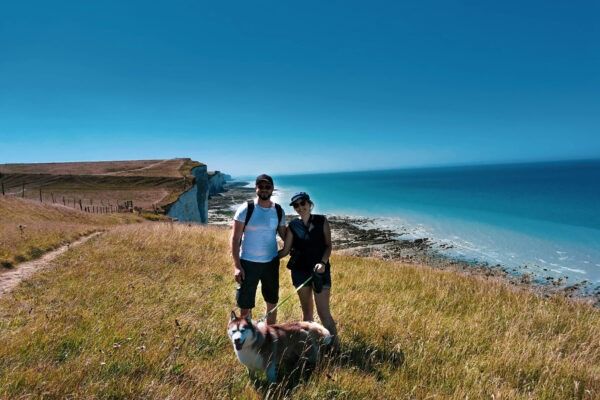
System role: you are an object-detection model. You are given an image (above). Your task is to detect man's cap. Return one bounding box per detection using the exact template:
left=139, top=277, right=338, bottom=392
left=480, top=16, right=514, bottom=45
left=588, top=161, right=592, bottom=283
left=255, top=174, right=274, bottom=186
left=290, top=192, right=310, bottom=206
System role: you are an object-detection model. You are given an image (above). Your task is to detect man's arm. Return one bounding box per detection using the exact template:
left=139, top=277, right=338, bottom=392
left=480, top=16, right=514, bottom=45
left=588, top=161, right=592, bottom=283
left=278, top=227, right=293, bottom=258
left=277, top=224, right=286, bottom=240
left=231, top=220, right=245, bottom=284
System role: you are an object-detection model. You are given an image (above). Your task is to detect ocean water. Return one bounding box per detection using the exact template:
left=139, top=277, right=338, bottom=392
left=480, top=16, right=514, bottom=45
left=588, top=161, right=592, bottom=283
left=267, top=160, right=600, bottom=289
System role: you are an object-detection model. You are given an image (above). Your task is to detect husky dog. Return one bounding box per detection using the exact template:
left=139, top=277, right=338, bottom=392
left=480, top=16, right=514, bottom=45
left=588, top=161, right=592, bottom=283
left=227, top=311, right=332, bottom=382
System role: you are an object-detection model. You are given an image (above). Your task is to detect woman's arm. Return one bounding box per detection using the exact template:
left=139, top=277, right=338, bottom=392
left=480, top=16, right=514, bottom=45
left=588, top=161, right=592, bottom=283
left=315, top=217, right=332, bottom=272
left=278, top=227, right=294, bottom=258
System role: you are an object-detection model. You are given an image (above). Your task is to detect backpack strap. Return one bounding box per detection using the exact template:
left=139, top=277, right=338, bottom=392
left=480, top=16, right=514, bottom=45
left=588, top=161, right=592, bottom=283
left=242, top=200, right=254, bottom=233
left=275, top=203, right=283, bottom=227
left=242, top=200, right=283, bottom=233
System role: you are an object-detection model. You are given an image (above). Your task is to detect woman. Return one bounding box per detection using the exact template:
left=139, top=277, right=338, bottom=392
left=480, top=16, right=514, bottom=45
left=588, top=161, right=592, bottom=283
left=278, top=192, right=338, bottom=341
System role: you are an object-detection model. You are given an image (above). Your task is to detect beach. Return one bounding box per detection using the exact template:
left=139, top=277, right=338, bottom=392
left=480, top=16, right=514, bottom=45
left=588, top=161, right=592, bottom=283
left=209, top=180, right=600, bottom=306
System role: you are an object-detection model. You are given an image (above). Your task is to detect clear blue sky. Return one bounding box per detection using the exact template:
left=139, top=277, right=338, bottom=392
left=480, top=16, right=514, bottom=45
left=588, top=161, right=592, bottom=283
left=1, top=0, right=599, bottom=176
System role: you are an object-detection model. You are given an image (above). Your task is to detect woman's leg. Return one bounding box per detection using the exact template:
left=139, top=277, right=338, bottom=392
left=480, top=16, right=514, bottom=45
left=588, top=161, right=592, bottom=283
left=297, top=287, right=314, bottom=321
left=314, top=288, right=337, bottom=337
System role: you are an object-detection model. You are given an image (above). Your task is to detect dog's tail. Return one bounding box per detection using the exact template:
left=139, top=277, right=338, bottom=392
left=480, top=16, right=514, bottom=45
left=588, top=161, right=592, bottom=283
left=305, top=321, right=333, bottom=345
left=322, top=334, right=334, bottom=346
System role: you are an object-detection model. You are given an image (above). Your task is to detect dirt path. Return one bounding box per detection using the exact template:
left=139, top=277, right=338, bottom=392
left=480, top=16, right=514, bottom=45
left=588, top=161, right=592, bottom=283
left=0, top=232, right=103, bottom=297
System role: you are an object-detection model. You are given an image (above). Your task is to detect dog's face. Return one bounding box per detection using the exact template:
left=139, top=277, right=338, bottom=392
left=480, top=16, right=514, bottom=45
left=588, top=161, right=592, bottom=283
left=227, top=311, right=255, bottom=351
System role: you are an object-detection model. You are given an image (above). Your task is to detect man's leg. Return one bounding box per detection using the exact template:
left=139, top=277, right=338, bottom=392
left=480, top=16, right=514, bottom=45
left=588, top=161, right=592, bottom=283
left=261, top=257, right=280, bottom=325
left=236, top=260, right=260, bottom=318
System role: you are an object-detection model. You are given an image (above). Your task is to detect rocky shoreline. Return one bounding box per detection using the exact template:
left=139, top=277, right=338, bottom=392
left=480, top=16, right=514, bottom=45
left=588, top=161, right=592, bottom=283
left=208, top=181, right=600, bottom=306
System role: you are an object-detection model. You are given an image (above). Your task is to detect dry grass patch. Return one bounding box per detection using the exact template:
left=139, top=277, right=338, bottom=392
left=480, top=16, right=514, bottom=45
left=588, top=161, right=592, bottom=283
left=0, top=196, right=143, bottom=268
left=0, top=224, right=598, bottom=399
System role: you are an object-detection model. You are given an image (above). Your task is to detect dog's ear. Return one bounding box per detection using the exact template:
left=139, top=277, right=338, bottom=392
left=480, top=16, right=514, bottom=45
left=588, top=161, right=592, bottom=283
left=230, top=310, right=237, bottom=321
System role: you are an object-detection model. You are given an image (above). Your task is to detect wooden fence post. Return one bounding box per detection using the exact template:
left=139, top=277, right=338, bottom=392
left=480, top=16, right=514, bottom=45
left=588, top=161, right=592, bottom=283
left=79, top=199, right=83, bottom=210
left=39, top=188, right=43, bottom=202
left=1, top=181, right=4, bottom=196
left=63, top=196, right=66, bottom=206
left=51, top=192, right=55, bottom=203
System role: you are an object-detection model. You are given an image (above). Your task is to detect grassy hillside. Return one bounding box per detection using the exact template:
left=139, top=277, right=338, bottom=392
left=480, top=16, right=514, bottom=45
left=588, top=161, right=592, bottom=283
left=0, top=224, right=598, bottom=399
left=0, top=196, right=143, bottom=268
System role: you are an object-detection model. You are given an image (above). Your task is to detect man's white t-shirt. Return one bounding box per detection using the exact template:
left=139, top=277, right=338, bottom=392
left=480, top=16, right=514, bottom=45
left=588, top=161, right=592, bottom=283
left=234, top=200, right=286, bottom=263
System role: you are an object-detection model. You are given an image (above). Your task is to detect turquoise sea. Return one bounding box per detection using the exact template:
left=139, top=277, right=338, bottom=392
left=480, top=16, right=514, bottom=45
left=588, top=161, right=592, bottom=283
left=258, top=160, right=600, bottom=292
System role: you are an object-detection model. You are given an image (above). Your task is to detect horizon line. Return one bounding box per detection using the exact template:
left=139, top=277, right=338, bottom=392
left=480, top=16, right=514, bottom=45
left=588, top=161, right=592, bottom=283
left=235, top=156, right=600, bottom=180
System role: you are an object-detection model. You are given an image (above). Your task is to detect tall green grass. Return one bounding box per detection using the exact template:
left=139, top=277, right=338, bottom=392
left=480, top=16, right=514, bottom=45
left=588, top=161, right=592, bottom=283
left=0, top=224, right=598, bottom=399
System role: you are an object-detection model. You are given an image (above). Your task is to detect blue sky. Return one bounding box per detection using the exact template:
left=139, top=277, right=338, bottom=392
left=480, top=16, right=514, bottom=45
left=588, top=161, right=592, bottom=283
left=1, top=0, right=599, bottom=176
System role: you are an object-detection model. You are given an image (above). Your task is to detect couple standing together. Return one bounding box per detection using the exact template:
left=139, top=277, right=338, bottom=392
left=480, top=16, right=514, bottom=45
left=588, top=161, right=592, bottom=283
left=231, top=174, right=337, bottom=340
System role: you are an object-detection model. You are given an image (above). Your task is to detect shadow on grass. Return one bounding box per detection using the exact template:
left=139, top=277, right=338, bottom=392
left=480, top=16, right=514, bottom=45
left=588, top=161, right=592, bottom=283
left=334, top=334, right=405, bottom=379
left=249, top=335, right=405, bottom=398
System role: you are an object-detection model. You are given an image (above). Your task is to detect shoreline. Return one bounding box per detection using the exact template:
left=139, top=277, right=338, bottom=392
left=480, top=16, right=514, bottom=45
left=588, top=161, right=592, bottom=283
left=208, top=181, right=600, bottom=306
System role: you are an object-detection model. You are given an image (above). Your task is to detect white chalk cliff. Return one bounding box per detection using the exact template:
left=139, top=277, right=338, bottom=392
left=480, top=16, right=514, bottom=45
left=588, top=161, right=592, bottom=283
left=166, top=166, right=228, bottom=223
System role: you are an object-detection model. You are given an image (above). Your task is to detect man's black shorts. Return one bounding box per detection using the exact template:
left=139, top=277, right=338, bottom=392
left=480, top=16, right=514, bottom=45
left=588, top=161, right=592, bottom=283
left=236, top=257, right=279, bottom=309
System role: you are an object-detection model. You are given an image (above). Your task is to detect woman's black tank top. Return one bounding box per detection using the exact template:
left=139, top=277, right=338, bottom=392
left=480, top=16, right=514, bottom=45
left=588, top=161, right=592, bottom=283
left=288, top=214, right=327, bottom=272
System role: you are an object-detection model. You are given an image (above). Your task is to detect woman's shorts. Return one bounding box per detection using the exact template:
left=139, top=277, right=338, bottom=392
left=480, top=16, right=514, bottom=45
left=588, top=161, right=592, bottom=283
left=291, top=265, right=331, bottom=290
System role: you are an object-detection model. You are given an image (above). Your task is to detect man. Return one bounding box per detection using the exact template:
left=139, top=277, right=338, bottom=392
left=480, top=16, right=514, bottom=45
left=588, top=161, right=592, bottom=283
left=231, top=174, right=286, bottom=325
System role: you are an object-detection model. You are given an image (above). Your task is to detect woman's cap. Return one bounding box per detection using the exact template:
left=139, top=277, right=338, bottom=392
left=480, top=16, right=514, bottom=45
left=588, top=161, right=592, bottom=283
left=290, top=192, right=310, bottom=205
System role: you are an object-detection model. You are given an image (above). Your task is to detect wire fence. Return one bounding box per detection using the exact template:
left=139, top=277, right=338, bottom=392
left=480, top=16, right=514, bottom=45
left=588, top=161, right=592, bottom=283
left=0, top=181, right=141, bottom=214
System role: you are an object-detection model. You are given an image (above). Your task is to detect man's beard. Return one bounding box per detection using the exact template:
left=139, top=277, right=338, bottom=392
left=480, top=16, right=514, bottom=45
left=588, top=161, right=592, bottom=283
left=258, top=192, right=271, bottom=201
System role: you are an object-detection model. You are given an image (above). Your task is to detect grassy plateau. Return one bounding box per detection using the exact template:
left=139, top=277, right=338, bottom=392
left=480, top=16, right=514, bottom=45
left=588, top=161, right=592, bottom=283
left=0, top=158, right=202, bottom=211
left=0, top=196, right=143, bottom=269
left=0, top=211, right=599, bottom=398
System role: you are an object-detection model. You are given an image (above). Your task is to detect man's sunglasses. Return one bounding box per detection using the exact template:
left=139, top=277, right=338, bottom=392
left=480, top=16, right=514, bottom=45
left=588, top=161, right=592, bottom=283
left=257, top=184, right=272, bottom=190
left=292, top=200, right=307, bottom=208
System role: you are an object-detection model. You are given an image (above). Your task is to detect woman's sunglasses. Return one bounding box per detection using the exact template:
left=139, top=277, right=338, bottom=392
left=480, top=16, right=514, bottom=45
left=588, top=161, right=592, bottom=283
left=292, top=200, right=307, bottom=208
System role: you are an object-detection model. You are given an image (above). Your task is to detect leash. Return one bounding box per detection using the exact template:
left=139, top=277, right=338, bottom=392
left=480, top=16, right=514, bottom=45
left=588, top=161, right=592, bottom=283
left=257, top=275, right=313, bottom=323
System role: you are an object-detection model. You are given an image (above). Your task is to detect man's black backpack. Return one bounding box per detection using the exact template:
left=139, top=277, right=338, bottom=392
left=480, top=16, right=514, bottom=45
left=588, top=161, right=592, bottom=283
left=243, top=200, right=283, bottom=232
